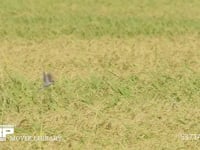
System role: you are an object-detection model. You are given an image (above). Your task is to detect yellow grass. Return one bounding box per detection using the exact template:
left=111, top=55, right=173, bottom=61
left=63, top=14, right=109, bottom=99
left=1, top=0, right=200, bottom=149
left=1, top=35, right=200, bottom=149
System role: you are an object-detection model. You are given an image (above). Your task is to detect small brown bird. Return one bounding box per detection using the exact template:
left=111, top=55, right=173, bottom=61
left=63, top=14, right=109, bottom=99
left=43, top=72, right=54, bottom=87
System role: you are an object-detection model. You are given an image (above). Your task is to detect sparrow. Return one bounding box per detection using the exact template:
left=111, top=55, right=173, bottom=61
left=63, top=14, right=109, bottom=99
left=43, top=72, right=54, bottom=87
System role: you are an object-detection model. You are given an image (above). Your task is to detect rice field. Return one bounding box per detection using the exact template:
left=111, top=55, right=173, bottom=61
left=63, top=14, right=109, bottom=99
left=1, top=0, right=200, bottom=149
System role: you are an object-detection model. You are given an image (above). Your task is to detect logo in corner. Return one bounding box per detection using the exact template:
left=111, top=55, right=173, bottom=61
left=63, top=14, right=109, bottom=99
left=0, top=125, right=15, bottom=141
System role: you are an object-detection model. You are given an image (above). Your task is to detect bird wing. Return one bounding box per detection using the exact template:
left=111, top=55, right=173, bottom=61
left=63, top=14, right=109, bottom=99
left=47, top=73, right=53, bottom=82
left=43, top=72, right=48, bottom=83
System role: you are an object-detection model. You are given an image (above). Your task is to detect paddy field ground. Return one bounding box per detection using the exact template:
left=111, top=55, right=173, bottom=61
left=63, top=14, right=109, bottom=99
left=1, top=0, right=200, bottom=149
